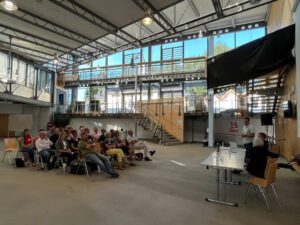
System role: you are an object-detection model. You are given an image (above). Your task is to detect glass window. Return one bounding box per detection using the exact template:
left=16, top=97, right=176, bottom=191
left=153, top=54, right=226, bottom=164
left=184, top=38, right=207, bottom=58
left=77, top=87, right=88, bottom=101
left=236, top=27, right=265, bottom=47
left=162, top=41, right=182, bottom=49
left=27, top=65, right=36, bottom=88
left=12, top=58, right=26, bottom=85
left=107, top=52, right=122, bottom=66
left=142, top=47, right=149, bottom=62
left=213, top=33, right=235, bottom=56
left=92, top=57, right=106, bottom=67
left=151, top=45, right=161, bottom=62
left=78, top=63, right=91, bottom=69
left=38, top=70, right=47, bottom=91
left=0, top=52, right=8, bottom=79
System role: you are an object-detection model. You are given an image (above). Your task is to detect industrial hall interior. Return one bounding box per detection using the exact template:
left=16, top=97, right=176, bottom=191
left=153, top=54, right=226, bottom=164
left=0, top=0, right=300, bottom=225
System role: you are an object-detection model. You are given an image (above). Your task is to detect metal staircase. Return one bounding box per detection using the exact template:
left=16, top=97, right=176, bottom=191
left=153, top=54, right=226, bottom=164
left=137, top=113, right=182, bottom=146
left=247, top=67, right=287, bottom=115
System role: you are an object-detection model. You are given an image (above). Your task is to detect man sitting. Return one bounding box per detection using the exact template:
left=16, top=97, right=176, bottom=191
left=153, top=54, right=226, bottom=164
left=35, top=131, right=56, bottom=170
left=78, top=132, right=119, bottom=178
left=246, top=136, right=278, bottom=178
left=126, top=130, right=155, bottom=161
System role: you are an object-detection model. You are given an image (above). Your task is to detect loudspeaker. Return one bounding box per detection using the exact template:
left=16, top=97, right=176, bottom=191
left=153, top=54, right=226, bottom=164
left=261, top=113, right=273, bottom=126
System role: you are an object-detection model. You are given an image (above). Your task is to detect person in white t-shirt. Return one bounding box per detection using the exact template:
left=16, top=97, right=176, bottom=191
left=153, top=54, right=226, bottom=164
left=126, top=130, right=155, bottom=161
left=35, top=131, right=56, bottom=170
left=241, top=116, right=255, bottom=159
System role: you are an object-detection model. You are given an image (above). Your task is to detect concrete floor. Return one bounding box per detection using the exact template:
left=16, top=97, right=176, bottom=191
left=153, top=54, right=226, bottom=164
left=0, top=141, right=299, bottom=225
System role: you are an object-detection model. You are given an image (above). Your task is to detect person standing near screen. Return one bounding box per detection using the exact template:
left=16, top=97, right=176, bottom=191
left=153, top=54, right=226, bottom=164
left=241, top=116, right=255, bottom=161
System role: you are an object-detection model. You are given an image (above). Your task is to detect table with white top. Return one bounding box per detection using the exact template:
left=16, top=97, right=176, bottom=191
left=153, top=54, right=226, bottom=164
left=201, top=147, right=246, bottom=207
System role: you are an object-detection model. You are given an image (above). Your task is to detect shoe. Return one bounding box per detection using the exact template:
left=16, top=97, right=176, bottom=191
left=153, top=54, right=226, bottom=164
left=111, top=172, right=119, bottom=178
left=144, top=157, right=152, bottom=161
left=150, top=150, right=156, bottom=156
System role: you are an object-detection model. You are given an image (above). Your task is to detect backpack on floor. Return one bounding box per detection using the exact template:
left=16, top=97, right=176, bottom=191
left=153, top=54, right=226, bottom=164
left=15, top=158, right=25, bottom=168
left=69, top=161, right=90, bottom=175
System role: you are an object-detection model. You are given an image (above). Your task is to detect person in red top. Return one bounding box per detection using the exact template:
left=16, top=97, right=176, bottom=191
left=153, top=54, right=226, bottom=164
left=19, top=129, right=35, bottom=165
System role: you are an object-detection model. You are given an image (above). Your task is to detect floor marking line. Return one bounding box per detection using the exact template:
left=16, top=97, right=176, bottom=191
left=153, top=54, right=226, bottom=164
left=170, top=160, right=186, bottom=167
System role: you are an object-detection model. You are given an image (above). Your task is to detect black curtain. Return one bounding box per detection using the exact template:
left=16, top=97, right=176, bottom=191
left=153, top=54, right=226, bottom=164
left=207, top=24, right=295, bottom=89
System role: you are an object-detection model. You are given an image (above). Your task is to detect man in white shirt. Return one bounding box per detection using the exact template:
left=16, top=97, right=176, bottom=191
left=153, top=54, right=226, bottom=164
left=241, top=117, right=255, bottom=160
left=35, top=131, right=56, bottom=170
left=126, top=130, right=155, bottom=161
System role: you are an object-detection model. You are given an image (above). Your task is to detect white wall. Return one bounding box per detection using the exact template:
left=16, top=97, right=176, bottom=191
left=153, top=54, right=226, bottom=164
left=214, top=115, right=274, bottom=146
left=0, top=103, right=51, bottom=135
left=70, top=118, right=153, bottom=139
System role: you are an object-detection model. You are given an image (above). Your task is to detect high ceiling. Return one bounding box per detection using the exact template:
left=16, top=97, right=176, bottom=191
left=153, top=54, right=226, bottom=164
left=0, top=0, right=276, bottom=71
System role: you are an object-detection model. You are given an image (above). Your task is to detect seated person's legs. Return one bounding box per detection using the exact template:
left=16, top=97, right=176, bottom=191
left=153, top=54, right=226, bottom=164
left=85, top=154, right=118, bottom=177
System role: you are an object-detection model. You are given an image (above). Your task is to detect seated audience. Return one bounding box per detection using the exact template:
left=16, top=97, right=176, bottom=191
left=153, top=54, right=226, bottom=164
left=69, top=129, right=79, bottom=153
left=126, top=130, right=155, bottom=161
left=55, top=130, right=77, bottom=166
left=113, top=130, right=134, bottom=159
left=50, top=127, right=59, bottom=149
left=78, top=133, right=119, bottom=178
left=104, top=132, right=131, bottom=170
left=246, top=137, right=278, bottom=178
left=98, top=129, right=106, bottom=142
left=19, top=129, right=35, bottom=166
left=90, top=127, right=100, bottom=139
left=35, top=131, right=56, bottom=170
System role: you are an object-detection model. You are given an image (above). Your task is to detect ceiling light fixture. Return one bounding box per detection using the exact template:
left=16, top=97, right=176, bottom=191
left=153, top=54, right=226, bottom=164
left=142, top=9, right=153, bottom=26
left=53, top=53, right=59, bottom=65
left=198, top=29, right=203, bottom=38
left=0, top=0, right=18, bottom=11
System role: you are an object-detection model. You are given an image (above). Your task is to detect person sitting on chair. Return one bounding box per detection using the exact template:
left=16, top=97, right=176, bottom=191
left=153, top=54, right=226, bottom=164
left=112, top=130, right=134, bottom=160
left=55, top=130, right=77, bottom=166
left=78, top=132, right=119, bottom=178
left=126, top=130, right=155, bottom=161
left=98, top=129, right=106, bottom=143
left=246, top=137, right=278, bottom=178
left=19, top=129, right=35, bottom=166
left=103, top=132, right=132, bottom=170
left=35, top=131, right=56, bottom=170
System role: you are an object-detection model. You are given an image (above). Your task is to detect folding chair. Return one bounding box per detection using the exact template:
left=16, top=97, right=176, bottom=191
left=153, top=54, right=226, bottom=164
left=76, top=152, right=101, bottom=177
left=1, top=138, right=18, bottom=165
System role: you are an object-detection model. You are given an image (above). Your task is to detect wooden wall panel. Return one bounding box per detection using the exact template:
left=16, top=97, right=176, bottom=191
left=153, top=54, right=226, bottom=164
left=0, top=114, right=9, bottom=137
left=268, top=0, right=300, bottom=172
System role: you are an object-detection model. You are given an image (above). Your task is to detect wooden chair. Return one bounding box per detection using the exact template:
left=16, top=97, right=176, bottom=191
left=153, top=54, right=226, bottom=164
left=1, top=138, right=19, bottom=165
left=245, top=159, right=281, bottom=209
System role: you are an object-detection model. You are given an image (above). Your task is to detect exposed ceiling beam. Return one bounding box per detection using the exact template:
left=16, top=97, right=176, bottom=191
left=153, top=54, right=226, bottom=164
left=0, top=23, right=86, bottom=55
left=188, top=0, right=200, bottom=17
left=0, top=8, right=106, bottom=53
left=131, top=0, right=172, bottom=35
left=58, top=0, right=276, bottom=71
left=49, top=0, right=140, bottom=47
left=212, top=0, right=224, bottom=18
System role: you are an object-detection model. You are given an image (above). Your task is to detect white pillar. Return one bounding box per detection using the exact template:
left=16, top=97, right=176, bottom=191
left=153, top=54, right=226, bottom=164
left=207, top=36, right=215, bottom=147
left=208, top=88, right=214, bottom=147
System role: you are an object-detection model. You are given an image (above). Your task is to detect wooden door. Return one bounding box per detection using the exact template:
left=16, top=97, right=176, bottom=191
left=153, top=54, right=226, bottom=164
left=0, top=114, right=9, bottom=137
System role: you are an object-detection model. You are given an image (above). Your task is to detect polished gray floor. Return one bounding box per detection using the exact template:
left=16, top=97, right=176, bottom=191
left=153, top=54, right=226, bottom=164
left=0, top=141, right=299, bottom=225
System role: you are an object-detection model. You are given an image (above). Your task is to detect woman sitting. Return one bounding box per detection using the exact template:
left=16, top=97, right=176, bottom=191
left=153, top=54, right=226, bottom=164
left=55, top=129, right=77, bottom=166
left=69, top=129, right=79, bottom=154
left=113, top=130, right=134, bottom=160
left=246, top=136, right=278, bottom=178
left=103, top=132, right=131, bottom=170
left=19, top=129, right=35, bottom=166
